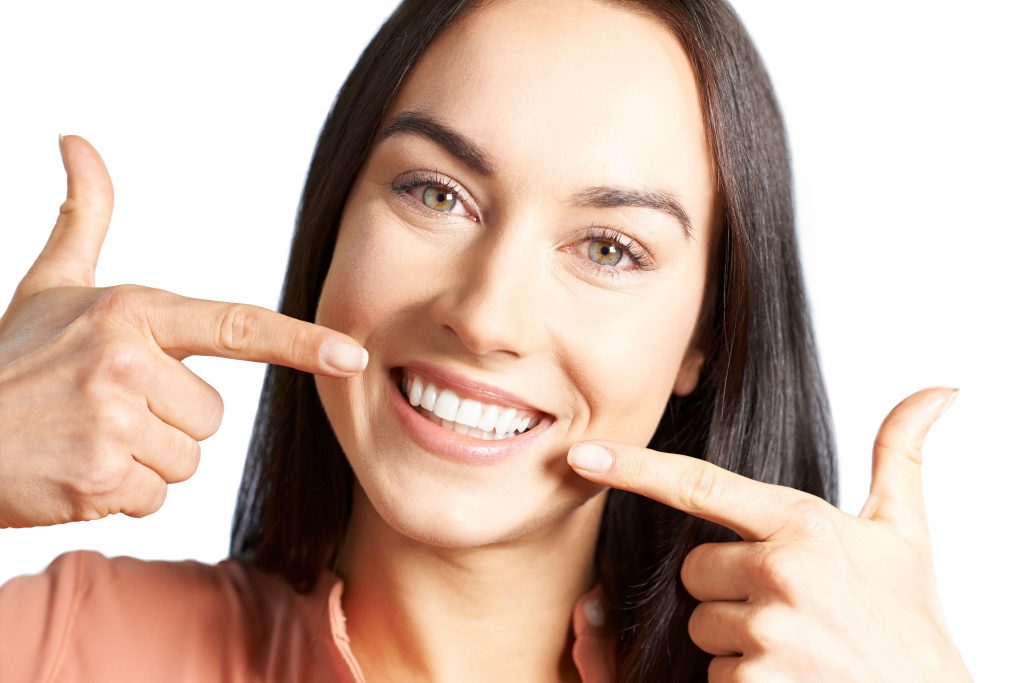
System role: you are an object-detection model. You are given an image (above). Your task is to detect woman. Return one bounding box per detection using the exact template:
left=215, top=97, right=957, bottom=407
left=0, top=0, right=974, bottom=681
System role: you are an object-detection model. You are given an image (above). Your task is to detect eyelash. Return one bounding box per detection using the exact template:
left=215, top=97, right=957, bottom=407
left=388, top=170, right=656, bottom=279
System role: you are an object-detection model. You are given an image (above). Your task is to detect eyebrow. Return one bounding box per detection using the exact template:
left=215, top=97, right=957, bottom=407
left=374, top=110, right=695, bottom=240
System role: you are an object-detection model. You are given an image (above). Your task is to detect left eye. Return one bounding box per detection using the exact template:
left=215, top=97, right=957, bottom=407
left=416, top=184, right=460, bottom=213
left=587, top=238, right=632, bottom=268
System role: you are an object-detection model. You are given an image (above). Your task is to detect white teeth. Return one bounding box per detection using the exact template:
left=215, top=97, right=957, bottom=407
left=421, top=384, right=437, bottom=411
left=433, top=389, right=460, bottom=421
left=415, top=406, right=512, bottom=440
left=409, top=374, right=424, bottom=407
left=454, top=398, right=483, bottom=427
left=400, top=369, right=544, bottom=438
left=478, top=404, right=501, bottom=432
left=493, top=406, right=519, bottom=435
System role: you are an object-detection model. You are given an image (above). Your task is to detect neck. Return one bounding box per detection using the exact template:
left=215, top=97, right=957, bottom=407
left=336, top=486, right=607, bottom=683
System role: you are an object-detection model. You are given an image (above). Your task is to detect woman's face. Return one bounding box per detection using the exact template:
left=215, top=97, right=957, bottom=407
left=315, top=0, right=716, bottom=548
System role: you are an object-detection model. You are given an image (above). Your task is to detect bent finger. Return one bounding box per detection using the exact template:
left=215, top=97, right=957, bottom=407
left=681, top=541, right=757, bottom=602
left=131, top=413, right=201, bottom=484
left=116, top=461, right=170, bottom=519
left=144, top=350, right=225, bottom=441
left=689, top=601, right=749, bottom=657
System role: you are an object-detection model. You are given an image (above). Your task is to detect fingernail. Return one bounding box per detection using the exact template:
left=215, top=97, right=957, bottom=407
left=568, top=444, right=613, bottom=474
left=938, top=388, right=960, bottom=418
left=320, top=338, right=368, bottom=374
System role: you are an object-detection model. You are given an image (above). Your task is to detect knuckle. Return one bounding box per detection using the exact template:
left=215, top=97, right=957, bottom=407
left=288, top=324, right=317, bottom=366
left=175, top=440, right=202, bottom=482
left=93, top=402, right=142, bottom=440
left=90, top=341, right=148, bottom=384
left=753, top=545, right=802, bottom=597
left=71, top=452, right=132, bottom=500
left=68, top=499, right=107, bottom=522
left=674, top=462, right=720, bottom=514
left=123, top=481, right=168, bottom=519
left=59, top=194, right=113, bottom=224
left=787, top=497, right=836, bottom=540
left=744, top=604, right=782, bottom=651
left=82, top=285, right=151, bottom=323
left=214, top=304, right=260, bottom=355
left=874, top=433, right=923, bottom=466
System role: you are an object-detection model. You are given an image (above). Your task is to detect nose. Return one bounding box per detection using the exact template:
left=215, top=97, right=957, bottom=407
left=429, top=222, right=546, bottom=359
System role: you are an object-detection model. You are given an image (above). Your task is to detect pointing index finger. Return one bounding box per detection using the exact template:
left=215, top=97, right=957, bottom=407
left=144, top=290, right=367, bottom=375
left=568, top=441, right=819, bottom=541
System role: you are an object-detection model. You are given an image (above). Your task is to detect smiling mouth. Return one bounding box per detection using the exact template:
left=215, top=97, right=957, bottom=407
left=390, top=367, right=546, bottom=441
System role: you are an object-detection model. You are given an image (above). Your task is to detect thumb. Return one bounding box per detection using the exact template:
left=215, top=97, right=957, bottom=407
left=859, top=386, right=959, bottom=542
left=18, top=134, right=115, bottom=298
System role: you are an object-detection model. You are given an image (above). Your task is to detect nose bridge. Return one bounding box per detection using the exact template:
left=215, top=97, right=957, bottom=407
left=430, top=218, right=547, bottom=358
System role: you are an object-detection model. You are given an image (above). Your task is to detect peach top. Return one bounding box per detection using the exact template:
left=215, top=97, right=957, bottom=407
left=0, top=550, right=617, bottom=682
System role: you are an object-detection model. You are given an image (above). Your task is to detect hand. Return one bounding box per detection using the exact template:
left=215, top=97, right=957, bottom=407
left=567, top=387, right=973, bottom=682
left=0, top=135, right=367, bottom=529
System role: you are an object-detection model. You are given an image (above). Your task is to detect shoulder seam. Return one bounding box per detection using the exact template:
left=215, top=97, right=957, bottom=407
left=44, top=551, right=87, bottom=683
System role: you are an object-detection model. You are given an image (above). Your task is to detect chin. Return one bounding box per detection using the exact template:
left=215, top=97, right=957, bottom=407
left=352, top=449, right=596, bottom=550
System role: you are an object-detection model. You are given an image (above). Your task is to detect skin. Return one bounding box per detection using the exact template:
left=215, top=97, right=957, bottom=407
left=0, top=135, right=367, bottom=529
left=313, top=0, right=712, bottom=681
left=569, top=388, right=973, bottom=681
left=313, top=1, right=973, bottom=681
left=0, top=1, right=972, bottom=681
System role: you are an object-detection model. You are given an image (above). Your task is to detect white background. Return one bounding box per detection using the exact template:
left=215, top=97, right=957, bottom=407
left=1, top=1, right=1020, bottom=679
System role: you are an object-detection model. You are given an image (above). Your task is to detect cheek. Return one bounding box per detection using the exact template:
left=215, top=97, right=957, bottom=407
left=315, top=210, right=419, bottom=339
left=571, top=274, right=705, bottom=446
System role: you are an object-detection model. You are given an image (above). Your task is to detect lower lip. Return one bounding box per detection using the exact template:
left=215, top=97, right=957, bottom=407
left=387, top=368, right=554, bottom=465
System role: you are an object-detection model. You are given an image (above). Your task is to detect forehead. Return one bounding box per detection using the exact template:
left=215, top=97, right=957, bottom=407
left=381, top=0, right=714, bottom=225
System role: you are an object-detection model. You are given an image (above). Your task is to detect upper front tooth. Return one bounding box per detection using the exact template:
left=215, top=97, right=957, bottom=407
left=454, top=398, right=483, bottom=427
left=420, top=383, right=438, bottom=411
left=433, top=389, right=461, bottom=421
left=478, top=404, right=501, bottom=432
left=403, top=369, right=539, bottom=435
left=409, top=374, right=424, bottom=407
left=493, top=406, right=519, bottom=435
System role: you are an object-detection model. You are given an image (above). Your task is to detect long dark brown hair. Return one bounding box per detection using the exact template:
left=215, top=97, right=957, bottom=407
left=229, top=1, right=838, bottom=680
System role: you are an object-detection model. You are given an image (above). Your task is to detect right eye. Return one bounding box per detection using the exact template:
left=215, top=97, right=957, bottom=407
left=390, top=171, right=476, bottom=220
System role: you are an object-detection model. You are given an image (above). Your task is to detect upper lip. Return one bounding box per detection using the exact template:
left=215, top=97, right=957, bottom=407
left=394, top=361, right=553, bottom=418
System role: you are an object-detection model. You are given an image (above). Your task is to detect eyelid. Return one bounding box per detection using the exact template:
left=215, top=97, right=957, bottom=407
left=390, top=169, right=479, bottom=221
left=568, top=224, right=657, bottom=280
left=389, top=169, right=657, bottom=280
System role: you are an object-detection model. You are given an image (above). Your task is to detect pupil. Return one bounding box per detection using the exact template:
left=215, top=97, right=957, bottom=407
left=426, top=187, right=455, bottom=211
left=589, top=239, right=621, bottom=266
